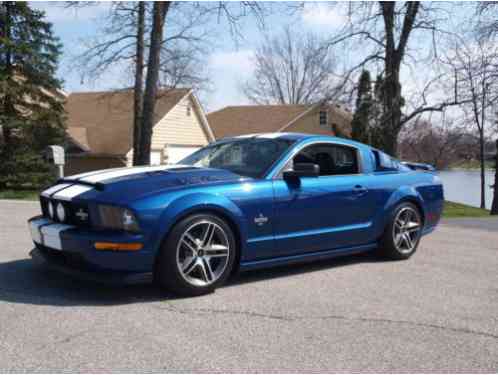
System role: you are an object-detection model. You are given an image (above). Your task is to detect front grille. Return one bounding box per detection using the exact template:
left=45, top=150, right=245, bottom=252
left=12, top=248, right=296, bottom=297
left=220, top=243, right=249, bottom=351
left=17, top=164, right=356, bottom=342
left=40, top=196, right=92, bottom=227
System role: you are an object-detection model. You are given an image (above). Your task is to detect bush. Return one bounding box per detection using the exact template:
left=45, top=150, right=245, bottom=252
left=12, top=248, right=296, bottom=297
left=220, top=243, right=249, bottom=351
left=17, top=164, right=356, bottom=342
left=0, top=146, right=58, bottom=190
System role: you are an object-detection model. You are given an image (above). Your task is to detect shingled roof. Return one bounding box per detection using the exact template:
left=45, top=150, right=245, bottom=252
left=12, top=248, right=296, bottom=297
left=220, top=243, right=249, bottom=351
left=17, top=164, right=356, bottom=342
left=65, top=88, right=190, bottom=156
left=207, top=104, right=352, bottom=139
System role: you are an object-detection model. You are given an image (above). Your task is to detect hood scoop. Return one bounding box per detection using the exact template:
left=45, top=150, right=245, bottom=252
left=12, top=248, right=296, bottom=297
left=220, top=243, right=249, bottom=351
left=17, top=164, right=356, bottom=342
left=57, top=178, right=105, bottom=191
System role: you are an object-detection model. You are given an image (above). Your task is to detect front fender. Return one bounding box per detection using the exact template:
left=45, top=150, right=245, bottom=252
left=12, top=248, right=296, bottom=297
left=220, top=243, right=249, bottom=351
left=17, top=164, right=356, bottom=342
left=152, top=192, right=248, bottom=255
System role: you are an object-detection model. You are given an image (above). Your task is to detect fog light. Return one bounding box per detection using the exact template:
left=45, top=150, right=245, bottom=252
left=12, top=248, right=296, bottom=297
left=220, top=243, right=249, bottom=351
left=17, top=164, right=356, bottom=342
left=94, top=242, right=143, bottom=251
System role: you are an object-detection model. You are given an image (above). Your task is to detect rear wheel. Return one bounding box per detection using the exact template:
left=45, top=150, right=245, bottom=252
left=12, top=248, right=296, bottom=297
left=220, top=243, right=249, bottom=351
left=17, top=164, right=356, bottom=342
left=378, top=202, right=422, bottom=260
left=155, top=213, right=236, bottom=296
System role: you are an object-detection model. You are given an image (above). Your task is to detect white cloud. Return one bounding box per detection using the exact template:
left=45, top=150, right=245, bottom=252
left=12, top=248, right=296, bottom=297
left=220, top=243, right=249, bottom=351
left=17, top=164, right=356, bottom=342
left=301, top=3, right=347, bottom=28
left=207, top=50, right=255, bottom=111
left=31, top=2, right=110, bottom=23
left=209, top=50, right=255, bottom=74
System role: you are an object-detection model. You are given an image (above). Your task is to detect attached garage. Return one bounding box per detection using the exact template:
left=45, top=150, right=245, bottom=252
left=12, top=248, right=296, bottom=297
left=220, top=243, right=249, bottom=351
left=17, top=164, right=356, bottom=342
left=150, top=150, right=163, bottom=166
left=165, top=145, right=200, bottom=164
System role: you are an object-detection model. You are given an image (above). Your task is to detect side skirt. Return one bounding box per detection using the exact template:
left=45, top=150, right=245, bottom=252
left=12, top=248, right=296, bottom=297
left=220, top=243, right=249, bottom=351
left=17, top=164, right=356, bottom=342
left=239, top=243, right=377, bottom=272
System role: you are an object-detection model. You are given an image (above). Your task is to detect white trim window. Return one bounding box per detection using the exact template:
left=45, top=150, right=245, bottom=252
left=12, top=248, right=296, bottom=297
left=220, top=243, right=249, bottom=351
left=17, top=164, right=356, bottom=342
left=319, top=110, right=328, bottom=127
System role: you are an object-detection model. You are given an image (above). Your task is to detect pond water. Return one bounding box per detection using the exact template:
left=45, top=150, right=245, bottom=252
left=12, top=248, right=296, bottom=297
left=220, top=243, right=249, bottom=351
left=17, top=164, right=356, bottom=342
left=438, top=170, right=495, bottom=209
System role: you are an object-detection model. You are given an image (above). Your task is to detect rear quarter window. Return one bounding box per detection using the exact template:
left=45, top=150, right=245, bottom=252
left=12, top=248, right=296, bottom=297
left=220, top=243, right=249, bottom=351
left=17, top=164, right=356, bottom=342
left=372, top=150, right=404, bottom=172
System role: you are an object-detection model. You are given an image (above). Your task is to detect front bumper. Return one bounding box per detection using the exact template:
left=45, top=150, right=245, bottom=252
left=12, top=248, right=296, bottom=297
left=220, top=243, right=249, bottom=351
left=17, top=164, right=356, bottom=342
left=28, top=215, right=156, bottom=280
left=30, top=247, right=153, bottom=285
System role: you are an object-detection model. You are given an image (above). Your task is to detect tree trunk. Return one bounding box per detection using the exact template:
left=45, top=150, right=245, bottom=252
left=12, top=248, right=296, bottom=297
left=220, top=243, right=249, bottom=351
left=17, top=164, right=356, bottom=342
left=380, top=3, right=404, bottom=157
left=132, top=2, right=145, bottom=166
left=379, top=1, right=419, bottom=157
left=479, top=130, right=486, bottom=209
left=381, top=63, right=402, bottom=156
left=137, top=1, right=170, bottom=166
left=491, top=139, right=498, bottom=215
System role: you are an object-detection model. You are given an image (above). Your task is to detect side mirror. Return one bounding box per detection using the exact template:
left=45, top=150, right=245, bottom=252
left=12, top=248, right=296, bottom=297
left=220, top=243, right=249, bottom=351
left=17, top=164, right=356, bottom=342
left=283, top=163, right=320, bottom=180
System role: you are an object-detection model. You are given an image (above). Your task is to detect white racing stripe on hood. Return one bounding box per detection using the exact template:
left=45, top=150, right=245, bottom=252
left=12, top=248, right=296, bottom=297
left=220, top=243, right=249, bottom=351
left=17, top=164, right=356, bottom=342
left=78, top=165, right=187, bottom=183
left=52, top=185, right=94, bottom=201
left=67, top=167, right=129, bottom=180
left=41, top=183, right=72, bottom=197
left=43, top=165, right=194, bottom=202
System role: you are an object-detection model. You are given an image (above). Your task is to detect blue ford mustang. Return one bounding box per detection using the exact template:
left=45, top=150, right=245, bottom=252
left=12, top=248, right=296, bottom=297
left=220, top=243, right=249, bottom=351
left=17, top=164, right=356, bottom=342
left=29, top=133, right=444, bottom=296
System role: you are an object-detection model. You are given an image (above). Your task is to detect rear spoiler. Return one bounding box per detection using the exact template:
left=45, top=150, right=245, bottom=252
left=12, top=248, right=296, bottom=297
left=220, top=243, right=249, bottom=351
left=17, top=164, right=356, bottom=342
left=401, top=162, right=436, bottom=172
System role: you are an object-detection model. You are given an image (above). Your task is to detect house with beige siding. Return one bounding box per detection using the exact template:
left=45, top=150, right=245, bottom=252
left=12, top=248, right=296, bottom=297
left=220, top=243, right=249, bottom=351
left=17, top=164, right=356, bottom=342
left=65, top=88, right=214, bottom=175
left=207, top=103, right=352, bottom=140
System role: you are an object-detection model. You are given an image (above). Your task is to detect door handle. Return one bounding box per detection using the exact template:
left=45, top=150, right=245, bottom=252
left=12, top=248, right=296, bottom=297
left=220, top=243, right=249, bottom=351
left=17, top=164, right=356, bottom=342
left=353, top=185, right=368, bottom=196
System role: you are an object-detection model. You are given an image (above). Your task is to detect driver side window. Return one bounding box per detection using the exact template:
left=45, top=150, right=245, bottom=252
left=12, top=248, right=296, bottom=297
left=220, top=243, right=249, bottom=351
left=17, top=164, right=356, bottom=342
left=292, top=143, right=360, bottom=176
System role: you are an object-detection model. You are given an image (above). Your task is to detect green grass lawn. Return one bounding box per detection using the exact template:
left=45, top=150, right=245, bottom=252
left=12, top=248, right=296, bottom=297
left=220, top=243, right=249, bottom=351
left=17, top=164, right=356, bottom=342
left=0, top=189, right=39, bottom=201
left=442, top=201, right=490, bottom=218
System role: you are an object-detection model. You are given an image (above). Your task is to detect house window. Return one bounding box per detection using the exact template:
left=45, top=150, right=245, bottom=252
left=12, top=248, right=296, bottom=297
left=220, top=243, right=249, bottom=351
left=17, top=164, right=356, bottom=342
left=319, top=110, right=327, bottom=127
left=186, top=105, right=191, bottom=117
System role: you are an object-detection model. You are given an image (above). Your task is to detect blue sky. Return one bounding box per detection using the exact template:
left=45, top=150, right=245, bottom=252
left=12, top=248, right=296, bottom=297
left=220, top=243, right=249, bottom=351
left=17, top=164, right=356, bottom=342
left=31, top=2, right=344, bottom=112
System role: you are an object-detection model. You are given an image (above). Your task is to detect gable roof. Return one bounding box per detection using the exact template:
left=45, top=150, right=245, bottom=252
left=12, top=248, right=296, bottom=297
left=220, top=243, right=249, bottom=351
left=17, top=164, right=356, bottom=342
left=65, top=88, right=192, bottom=156
left=207, top=104, right=352, bottom=139
left=207, top=105, right=310, bottom=139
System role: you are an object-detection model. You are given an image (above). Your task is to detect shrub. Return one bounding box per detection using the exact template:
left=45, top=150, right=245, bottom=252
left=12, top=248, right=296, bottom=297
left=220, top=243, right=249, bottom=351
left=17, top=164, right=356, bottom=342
left=0, top=145, right=58, bottom=191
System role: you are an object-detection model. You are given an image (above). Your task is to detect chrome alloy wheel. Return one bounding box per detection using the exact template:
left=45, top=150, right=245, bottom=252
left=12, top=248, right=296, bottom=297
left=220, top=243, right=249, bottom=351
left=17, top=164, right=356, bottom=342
left=392, top=206, right=422, bottom=254
left=176, top=220, right=230, bottom=287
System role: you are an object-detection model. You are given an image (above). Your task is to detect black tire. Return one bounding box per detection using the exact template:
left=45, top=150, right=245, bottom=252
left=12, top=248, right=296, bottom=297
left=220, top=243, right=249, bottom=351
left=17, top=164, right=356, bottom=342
left=378, top=202, right=423, bottom=260
left=155, top=213, right=237, bottom=296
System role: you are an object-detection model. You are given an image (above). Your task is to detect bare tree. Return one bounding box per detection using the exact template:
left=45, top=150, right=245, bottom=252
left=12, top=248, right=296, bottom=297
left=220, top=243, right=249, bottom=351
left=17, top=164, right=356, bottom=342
left=475, top=2, right=498, bottom=41
left=292, top=2, right=470, bottom=156
left=443, top=36, right=498, bottom=209
left=242, top=27, right=342, bottom=105
left=132, top=2, right=145, bottom=165
left=138, top=2, right=170, bottom=165
left=137, top=1, right=268, bottom=164
left=76, top=1, right=267, bottom=165
left=399, top=116, right=468, bottom=169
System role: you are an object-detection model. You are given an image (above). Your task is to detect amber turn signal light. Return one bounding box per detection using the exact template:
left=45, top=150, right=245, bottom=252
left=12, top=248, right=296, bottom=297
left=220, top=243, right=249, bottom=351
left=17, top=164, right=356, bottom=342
left=94, top=242, right=143, bottom=251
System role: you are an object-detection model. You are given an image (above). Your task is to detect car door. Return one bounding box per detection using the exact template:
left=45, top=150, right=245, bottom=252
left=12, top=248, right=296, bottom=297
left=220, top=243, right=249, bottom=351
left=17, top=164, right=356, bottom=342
left=271, top=142, right=377, bottom=257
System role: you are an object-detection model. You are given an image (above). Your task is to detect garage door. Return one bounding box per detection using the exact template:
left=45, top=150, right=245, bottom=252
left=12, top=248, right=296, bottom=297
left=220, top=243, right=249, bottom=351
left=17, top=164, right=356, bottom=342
left=167, top=146, right=200, bottom=164
left=150, top=151, right=162, bottom=166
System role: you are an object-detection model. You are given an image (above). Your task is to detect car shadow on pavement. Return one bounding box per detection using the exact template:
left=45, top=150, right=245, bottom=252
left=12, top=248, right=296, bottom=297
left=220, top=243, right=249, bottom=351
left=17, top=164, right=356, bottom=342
left=0, top=251, right=381, bottom=307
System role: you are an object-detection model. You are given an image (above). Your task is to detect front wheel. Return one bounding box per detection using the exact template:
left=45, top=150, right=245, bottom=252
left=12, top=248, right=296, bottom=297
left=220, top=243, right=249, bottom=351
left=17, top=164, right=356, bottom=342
left=378, top=202, right=423, bottom=260
left=155, top=213, right=237, bottom=296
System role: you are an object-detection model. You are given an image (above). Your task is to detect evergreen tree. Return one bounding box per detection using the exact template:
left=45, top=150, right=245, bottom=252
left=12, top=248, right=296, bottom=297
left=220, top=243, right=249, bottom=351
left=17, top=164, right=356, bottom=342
left=351, top=70, right=372, bottom=144
left=0, top=2, right=65, bottom=189
left=370, top=74, right=405, bottom=152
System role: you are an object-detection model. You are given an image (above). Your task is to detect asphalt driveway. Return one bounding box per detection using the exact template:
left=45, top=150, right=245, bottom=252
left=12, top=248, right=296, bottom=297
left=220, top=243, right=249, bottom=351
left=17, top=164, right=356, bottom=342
left=0, top=199, right=497, bottom=372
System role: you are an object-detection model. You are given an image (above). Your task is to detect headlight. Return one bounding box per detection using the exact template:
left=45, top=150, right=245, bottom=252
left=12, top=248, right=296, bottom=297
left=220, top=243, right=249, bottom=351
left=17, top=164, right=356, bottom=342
left=98, top=205, right=140, bottom=233
left=56, top=202, right=66, bottom=222
left=48, top=202, right=55, bottom=219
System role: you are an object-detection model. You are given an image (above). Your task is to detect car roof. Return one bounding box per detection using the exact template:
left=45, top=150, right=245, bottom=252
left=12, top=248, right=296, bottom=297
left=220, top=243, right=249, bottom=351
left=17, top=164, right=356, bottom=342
left=215, top=132, right=369, bottom=149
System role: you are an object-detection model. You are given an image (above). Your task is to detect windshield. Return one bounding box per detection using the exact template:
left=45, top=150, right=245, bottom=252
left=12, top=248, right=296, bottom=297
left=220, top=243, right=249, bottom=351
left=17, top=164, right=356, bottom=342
left=178, top=137, right=295, bottom=178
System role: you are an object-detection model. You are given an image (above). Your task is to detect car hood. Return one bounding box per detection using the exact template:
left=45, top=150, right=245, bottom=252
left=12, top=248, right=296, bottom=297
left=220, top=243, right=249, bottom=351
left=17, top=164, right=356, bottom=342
left=49, top=165, right=248, bottom=204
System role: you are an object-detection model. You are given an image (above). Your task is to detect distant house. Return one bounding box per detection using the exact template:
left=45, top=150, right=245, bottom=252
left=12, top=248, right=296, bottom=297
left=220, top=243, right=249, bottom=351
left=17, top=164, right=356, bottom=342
left=65, top=88, right=214, bottom=175
left=207, top=103, right=352, bottom=140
